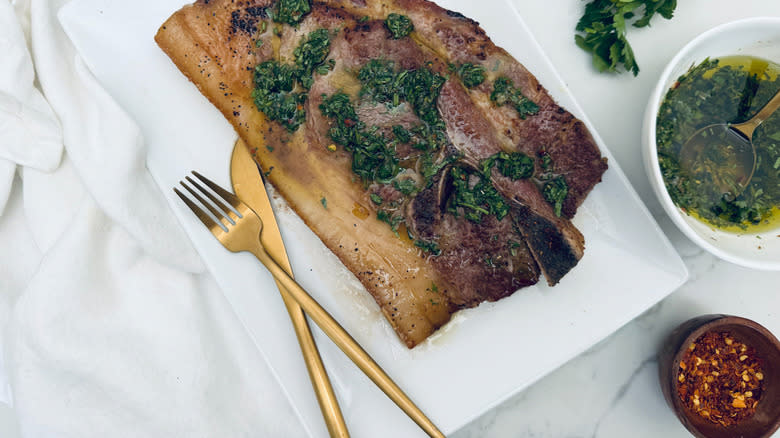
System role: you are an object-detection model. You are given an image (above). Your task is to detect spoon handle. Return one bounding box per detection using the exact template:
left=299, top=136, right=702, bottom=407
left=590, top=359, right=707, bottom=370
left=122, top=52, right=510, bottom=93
left=733, top=88, right=780, bottom=139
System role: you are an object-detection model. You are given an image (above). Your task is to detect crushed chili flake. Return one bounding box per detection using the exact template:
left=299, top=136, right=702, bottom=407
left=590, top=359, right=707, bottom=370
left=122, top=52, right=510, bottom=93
left=677, top=331, right=765, bottom=427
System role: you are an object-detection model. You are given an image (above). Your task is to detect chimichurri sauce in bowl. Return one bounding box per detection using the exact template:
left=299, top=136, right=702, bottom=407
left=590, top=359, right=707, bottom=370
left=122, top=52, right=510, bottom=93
left=657, top=56, right=780, bottom=232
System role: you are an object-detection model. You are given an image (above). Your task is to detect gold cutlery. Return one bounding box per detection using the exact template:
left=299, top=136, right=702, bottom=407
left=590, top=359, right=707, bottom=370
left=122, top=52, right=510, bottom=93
left=230, top=140, right=349, bottom=438
left=174, top=171, right=445, bottom=438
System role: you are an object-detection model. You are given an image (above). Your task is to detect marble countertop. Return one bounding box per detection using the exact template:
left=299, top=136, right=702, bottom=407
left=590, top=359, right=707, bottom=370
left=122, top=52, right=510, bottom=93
left=454, top=1, right=780, bottom=437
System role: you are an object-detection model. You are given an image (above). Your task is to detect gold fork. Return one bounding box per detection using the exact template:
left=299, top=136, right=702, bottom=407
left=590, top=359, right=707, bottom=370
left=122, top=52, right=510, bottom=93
left=174, top=171, right=445, bottom=438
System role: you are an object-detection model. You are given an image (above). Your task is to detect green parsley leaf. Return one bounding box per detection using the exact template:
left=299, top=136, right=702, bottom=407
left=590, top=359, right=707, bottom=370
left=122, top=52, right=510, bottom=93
left=575, top=0, right=677, bottom=76
left=273, top=0, right=312, bottom=26
left=490, top=77, right=539, bottom=119
left=385, top=13, right=414, bottom=39
left=414, top=239, right=442, bottom=256
left=543, top=176, right=568, bottom=217
left=454, top=63, right=486, bottom=88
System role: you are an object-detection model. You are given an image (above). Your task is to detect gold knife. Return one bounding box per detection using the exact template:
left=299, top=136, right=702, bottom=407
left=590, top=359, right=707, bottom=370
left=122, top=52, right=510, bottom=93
left=230, top=139, right=350, bottom=438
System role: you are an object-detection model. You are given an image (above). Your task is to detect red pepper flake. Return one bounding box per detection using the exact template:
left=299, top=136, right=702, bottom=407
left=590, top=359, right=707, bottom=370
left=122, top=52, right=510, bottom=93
left=677, top=331, right=765, bottom=427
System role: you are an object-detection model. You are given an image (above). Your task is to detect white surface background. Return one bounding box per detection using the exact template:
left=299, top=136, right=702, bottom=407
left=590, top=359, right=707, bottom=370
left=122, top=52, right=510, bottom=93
left=0, top=0, right=779, bottom=437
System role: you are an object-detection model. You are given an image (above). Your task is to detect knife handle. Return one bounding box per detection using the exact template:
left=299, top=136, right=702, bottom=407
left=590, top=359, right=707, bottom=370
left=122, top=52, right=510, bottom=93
left=275, top=280, right=350, bottom=438
left=251, top=246, right=445, bottom=438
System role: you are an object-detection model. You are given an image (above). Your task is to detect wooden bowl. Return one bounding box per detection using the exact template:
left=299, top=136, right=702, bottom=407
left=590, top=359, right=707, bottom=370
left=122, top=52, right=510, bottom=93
left=659, top=315, right=780, bottom=438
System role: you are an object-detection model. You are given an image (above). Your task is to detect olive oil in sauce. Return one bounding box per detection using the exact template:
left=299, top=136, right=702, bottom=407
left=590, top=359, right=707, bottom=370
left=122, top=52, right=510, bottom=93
left=657, top=55, right=780, bottom=232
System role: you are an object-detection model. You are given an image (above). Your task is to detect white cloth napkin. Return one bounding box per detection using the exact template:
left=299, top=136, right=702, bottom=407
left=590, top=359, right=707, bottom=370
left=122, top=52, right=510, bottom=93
left=0, top=0, right=61, bottom=216
left=28, top=0, right=201, bottom=271
left=0, top=0, right=308, bottom=436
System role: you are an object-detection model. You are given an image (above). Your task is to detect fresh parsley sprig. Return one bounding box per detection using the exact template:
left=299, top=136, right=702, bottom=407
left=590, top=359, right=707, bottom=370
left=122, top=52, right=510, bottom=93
left=575, top=0, right=677, bottom=76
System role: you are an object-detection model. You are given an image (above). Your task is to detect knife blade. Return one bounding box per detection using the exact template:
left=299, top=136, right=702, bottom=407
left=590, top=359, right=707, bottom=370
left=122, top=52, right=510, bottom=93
left=230, top=139, right=349, bottom=438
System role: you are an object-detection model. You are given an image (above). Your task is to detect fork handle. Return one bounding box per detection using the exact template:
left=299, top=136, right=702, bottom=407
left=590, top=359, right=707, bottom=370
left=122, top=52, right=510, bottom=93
left=251, top=247, right=445, bottom=438
left=276, top=283, right=350, bottom=438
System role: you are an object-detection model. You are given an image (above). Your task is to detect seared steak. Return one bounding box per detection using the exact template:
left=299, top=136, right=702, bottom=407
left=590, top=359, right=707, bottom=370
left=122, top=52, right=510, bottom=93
left=155, top=0, right=607, bottom=347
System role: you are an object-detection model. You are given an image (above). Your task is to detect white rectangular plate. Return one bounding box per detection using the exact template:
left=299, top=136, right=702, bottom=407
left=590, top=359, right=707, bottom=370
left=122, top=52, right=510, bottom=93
left=59, top=1, right=689, bottom=436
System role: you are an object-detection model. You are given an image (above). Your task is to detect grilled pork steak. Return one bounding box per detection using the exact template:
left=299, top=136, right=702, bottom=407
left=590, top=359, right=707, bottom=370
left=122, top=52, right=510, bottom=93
left=156, top=0, right=607, bottom=347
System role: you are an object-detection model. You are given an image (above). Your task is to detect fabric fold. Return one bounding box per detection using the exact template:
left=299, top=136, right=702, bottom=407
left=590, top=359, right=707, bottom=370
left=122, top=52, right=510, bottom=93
left=0, top=92, right=62, bottom=170
left=27, top=0, right=202, bottom=273
left=6, top=196, right=306, bottom=438
left=0, top=0, right=63, bottom=214
left=0, top=161, right=14, bottom=217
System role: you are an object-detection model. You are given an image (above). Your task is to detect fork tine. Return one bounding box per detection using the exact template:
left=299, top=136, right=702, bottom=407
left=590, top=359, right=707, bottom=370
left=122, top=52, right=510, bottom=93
left=174, top=187, right=224, bottom=232
left=180, top=180, right=233, bottom=228
left=192, top=171, right=243, bottom=213
left=185, top=176, right=239, bottom=224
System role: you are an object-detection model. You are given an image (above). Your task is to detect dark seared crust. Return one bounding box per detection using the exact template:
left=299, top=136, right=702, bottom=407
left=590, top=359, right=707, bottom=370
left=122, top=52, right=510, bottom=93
left=156, top=0, right=607, bottom=346
left=510, top=202, right=583, bottom=285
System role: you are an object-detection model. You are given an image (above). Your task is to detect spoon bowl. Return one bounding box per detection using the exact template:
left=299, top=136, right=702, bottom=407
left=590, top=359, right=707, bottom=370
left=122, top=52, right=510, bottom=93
left=678, top=124, right=757, bottom=198
left=678, top=86, right=780, bottom=198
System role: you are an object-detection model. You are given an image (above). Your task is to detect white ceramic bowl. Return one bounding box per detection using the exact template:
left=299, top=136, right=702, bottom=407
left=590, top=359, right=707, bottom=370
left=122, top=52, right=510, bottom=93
left=642, top=17, right=780, bottom=271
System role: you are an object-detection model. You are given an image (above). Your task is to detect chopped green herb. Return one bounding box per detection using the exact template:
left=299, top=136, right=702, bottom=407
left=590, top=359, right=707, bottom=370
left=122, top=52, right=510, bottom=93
left=392, top=178, right=418, bottom=195
left=293, top=28, right=332, bottom=89
left=543, top=176, right=569, bottom=217
left=420, top=152, right=459, bottom=181
left=377, top=209, right=404, bottom=233
left=414, top=239, right=442, bottom=256
left=539, top=150, right=552, bottom=170
left=321, top=60, right=449, bottom=190
left=252, top=61, right=306, bottom=131
left=273, top=0, right=312, bottom=26
left=358, top=60, right=446, bottom=130
left=490, top=77, right=539, bottom=119
left=358, top=15, right=370, bottom=23
left=454, top=63, right=486, bottom=88
left=430, top=282, right=439, bottom=293
left=320, top=93, right=400, bottom=183
left=252, top=29, right=333, bottom=132
left=385, top=13, right=414, bottom=39
left=509, top=240, right=521, bottom=257
left=448, top=166, right=509, bottom=223
left=482, top=151, right=534, bottom=180
left=575, top=0, right=677, bottom=76
left=266, top=145, right=275, bottom=152
left=320, top=197, right=327, bottom=209
left=357, top=59, right=448, bottom=166
left=392, top=125, right=412, bottom=144
left=370, top=193, right=384, bottom=205
left=255, top=39, right=264, bottom=48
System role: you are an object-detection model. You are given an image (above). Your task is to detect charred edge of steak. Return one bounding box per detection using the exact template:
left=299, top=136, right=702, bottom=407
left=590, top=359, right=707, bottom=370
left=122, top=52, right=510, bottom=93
left=406, top=178, right=440, bottom=241
left=407, top=171, right=541, bottom=308
left=510, top=202, right=580, bottom=286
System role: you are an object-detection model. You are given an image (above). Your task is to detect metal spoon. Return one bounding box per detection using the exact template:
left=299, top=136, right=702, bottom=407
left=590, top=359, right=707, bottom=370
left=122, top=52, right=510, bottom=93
left=679, top=87, right=780, bottom=197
